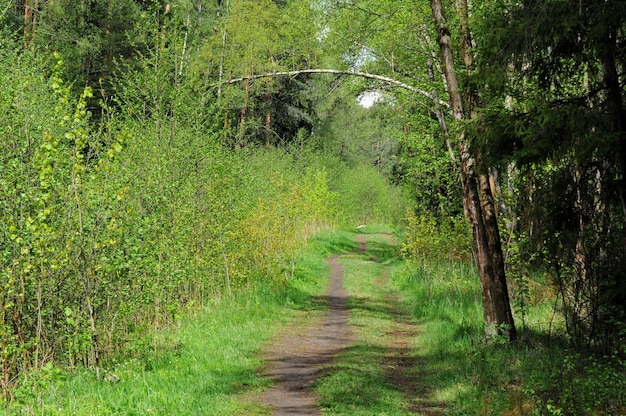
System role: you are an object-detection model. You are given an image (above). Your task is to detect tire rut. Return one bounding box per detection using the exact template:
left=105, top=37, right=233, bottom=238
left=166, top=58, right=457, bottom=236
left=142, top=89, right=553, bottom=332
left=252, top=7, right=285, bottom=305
left=247, top=250, right=357, bottom=415
left=248, top=233, right=438, bottom=415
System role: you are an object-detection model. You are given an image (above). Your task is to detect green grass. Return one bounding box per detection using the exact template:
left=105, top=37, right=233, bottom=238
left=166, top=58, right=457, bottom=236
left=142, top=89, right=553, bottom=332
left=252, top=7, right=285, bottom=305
left=306, top=228, right=359, bottom=257
left=316, top=341, right=411, bottom=415
left=7, top=292, right=298, bottom=415
left=395, top=259, right=626, bottom=415
left=315, top=229, right=626, bottom=415
left=7, top=228, right=625, bottom=415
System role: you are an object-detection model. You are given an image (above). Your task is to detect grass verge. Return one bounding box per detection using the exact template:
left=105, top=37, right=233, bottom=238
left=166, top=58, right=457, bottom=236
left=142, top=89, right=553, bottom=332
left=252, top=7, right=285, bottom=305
left=396, top=260, right=626, bottom=415
left=7, top=292, right=303, bottom=415
left=316, top=230, right=626, bottom=415
left=8, top=227, right=624, bottom=415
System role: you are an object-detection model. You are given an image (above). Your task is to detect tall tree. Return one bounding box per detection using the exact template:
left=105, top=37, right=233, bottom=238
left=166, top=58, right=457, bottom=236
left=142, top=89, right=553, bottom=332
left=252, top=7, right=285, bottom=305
left=22, top=0, right=38, bottom=46
left=34, top=0, right=142, bottom=107
left=430, top=0, right=516, bottom=340
left=197, top=0, right=320, bottom=147
left=220, top=0, right=518, bottom=339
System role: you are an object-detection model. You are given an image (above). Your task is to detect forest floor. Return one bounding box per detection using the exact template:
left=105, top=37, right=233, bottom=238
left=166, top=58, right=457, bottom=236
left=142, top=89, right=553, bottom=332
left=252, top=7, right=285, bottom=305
left=240, top=233, right=446, bottom=415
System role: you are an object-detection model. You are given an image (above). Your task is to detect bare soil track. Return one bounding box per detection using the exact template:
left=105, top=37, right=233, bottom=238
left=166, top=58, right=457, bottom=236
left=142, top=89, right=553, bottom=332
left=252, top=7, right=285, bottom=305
left=247, top=233, right=438, bottom=415
left=248, top=253, right=354, bottom=415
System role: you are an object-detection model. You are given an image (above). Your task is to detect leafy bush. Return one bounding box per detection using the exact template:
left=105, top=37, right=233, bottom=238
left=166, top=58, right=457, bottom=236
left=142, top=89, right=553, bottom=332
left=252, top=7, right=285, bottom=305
left=334, top=162, right=409, bottom=226
left=0, top=35, right=341, bottom=402
left=401, top=210, right=472, bottom=263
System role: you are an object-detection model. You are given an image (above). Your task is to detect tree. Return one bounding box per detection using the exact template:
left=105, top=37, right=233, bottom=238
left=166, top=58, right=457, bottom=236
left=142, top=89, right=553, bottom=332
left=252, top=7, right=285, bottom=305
left=196, top=0, right=322, bottom=147
left=2, top=0, right=354, bottom=400
left=218, top=0, right=518, bottom=340
left=24, top=0, right=143, bottom=114
left=430, top=0, right=516, bottom=340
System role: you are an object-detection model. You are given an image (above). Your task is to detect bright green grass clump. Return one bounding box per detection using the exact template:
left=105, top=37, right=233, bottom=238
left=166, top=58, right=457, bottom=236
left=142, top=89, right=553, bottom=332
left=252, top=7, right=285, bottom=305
left=10, top=294, right=293, bottom=415
left=316, top=341, right=411, bottom=415
left=396, top=257, right=626, bottom=415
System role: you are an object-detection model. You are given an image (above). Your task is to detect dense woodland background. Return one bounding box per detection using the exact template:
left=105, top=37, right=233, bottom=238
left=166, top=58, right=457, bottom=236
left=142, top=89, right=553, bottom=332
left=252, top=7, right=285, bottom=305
left=1, top=0, right=625, bottom=413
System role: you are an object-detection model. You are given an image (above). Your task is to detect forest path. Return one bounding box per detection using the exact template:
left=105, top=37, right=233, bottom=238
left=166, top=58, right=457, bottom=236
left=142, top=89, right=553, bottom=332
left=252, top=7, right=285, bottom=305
left=245, top=243, right=360, bottom=415
left=244, top=232, right=437, bottom=415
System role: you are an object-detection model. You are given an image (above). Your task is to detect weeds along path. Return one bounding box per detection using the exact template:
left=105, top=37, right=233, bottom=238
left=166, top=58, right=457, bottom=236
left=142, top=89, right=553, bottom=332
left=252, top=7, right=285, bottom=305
left=247, top=232, right=439, bottom=415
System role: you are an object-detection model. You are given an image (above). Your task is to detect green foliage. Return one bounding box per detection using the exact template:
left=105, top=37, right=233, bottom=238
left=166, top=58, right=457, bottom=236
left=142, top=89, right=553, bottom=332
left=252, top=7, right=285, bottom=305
left=195, top=0, right=322, bottom=146
left=229, top=166, right=338, bottom=284
left=311, top=87, right=402, bottom=174
left=4, top=283, right=325, bottom=415
left=319, top=0, right=435, bottom=87
left=1, top=38, right=56, bottom=398
left=397, top=252, right=626, bottom=416
left=0, top=227, right=351, bottom=414
left=36, top=0, right=143, bottom=104
left=6, top=0, right=625, bottom=412
left=1, top=14, right=342, bottom=402
left=396, top=129, right=462, bottom=218
left=401, top=211, right=472, bottom=263
left=1, top=42, right=102, bottom=394
left=469, top=0, right=626, bottom=351
left=333, top=162, right=410, bottom=226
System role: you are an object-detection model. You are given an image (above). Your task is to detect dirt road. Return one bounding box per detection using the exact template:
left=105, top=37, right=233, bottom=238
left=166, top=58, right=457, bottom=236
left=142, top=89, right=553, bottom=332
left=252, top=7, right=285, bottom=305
left=248, top=234, right=436, bottom=415
left=249, top=252, right=355, bottom=414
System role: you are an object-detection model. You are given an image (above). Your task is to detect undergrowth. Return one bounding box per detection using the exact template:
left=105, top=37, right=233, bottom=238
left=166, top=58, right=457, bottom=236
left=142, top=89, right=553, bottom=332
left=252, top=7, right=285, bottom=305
left=396, top=258, right=626, bottom=415
left=5, top=290, right=287, bottom=415
left=1, top=230, right=358, bottom=415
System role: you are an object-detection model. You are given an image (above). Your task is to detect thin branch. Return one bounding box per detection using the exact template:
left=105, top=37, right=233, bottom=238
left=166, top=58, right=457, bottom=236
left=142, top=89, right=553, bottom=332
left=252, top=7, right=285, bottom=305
left=221, top=69, right=450, bottom=108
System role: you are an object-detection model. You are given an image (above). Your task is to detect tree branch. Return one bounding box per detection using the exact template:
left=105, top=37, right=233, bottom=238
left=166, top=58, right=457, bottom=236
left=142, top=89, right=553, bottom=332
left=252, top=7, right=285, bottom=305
left=222, top=69, right=450, bottom=108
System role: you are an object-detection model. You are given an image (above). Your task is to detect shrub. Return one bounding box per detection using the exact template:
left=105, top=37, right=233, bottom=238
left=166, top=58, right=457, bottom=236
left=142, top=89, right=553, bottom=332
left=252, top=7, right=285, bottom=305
left=401, top=210, right=472, bottom=263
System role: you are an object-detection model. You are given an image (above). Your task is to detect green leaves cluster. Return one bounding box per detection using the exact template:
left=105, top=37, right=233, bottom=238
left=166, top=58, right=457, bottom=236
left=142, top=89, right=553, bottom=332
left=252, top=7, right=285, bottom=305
left=195, top=0, right=321, bottom=147
left=401, top=211, right=471, bottom=264
left=0, top=8, right=344, bottom=401
left=0, top=40, right=128, bottom=397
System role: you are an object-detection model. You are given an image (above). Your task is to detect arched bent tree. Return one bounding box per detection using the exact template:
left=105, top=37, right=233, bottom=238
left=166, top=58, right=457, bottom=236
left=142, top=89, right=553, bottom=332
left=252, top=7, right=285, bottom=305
left=222, top=1, right=517, bottom=341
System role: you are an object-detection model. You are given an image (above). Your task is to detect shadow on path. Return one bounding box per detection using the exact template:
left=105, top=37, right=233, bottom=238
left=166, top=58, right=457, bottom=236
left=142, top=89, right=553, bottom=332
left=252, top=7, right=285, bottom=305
left=248, top=253, right=354, bottom=415
left=249, top=233, right=444, bottom=415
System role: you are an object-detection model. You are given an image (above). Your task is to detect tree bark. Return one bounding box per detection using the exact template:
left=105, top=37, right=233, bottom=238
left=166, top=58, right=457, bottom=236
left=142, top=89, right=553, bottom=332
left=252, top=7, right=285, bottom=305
left=264, top=79, right=272, bottom=147
left=599, top=28, right=626, bottom=230
left=239, top=79, right=249, bottom=147
left=223, top=69, right=449, bottom=108
left=430, top=0, right=516, bottom=340
left=22, top=0, right=38, bottom=47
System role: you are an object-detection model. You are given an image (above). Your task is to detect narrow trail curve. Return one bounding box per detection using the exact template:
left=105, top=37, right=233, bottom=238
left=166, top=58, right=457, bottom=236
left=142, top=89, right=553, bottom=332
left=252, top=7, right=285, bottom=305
left=248, top=242, right=365, bottom=415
